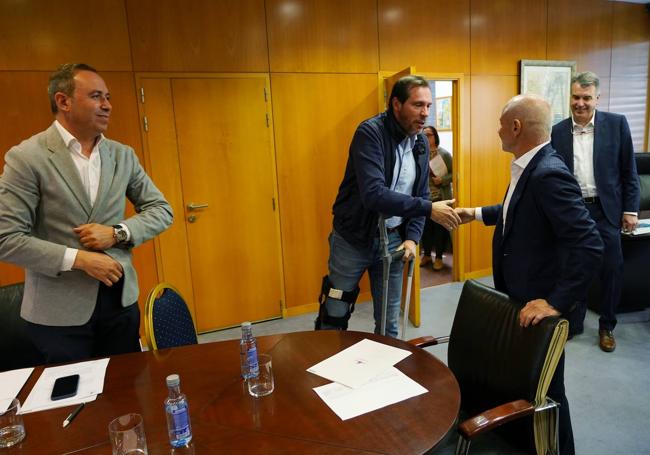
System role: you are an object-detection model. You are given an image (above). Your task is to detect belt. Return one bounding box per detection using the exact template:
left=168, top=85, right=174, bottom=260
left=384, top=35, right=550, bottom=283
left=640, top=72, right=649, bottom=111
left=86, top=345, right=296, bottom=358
left=583, top=196, right=599, bottom=204
left=386, top=225, right=401, bottom=233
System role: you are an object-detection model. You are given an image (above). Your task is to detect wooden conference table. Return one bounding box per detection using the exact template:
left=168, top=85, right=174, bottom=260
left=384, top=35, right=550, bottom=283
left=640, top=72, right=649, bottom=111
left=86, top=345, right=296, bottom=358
left=8, top=330, right=460, bottom=454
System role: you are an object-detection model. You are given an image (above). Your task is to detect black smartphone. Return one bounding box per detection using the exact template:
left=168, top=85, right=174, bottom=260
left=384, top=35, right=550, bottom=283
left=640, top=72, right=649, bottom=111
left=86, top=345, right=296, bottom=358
left=51, top=374, right=80, bottom=401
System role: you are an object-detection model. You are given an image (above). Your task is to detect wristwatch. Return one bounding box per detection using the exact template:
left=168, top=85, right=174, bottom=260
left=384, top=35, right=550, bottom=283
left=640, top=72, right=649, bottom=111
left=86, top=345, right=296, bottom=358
left=113, top=224, right=128, bottom=244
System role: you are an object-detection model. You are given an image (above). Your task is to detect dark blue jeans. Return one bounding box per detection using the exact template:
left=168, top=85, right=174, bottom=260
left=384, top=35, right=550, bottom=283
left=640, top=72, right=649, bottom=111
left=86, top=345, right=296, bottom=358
left=323, top=229, right=404, bottom=338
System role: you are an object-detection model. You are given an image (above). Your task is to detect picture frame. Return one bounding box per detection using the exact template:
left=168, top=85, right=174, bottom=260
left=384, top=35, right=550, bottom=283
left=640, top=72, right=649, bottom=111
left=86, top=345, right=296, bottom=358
left=435, top=96, right=452, bottom=131
left=520, top=60, right=576, bottom=125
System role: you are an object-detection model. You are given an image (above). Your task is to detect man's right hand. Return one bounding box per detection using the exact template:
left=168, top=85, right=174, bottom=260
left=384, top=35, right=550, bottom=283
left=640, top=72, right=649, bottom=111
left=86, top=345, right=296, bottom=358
left=73, top=250, right=123, bottom=287
left=455, top=207, right=476, bottom=224
left=431, top=199, right=461, bottom=231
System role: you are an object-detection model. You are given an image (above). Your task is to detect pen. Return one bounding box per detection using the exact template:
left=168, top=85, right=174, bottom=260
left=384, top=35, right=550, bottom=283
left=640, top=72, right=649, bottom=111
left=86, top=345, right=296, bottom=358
left=62, top=403, right=85, bottom=428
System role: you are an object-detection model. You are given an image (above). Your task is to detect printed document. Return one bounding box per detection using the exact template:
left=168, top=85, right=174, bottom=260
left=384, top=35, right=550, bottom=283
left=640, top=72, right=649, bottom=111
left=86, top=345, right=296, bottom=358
left=0, top=368, right=33, bottom=413
left=313, top=366, right=428, bottom=420
left=20, top=358, right=109, bottom=414
left=307, top=338, right=411, bottom=388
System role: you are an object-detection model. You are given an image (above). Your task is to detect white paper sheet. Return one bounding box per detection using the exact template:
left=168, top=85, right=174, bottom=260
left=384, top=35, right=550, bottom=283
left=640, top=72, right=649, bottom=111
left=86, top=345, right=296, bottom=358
left=0, top=368, right=34, bottom=413
left=19, top=358, right=109, bottom=414
left=628, top=220, right=650, bottom=236
left=313, top=366, right=428, bottom=420
left=307, top=338, right=411, bottom=389
left=429, top=154, right=448, bottom=177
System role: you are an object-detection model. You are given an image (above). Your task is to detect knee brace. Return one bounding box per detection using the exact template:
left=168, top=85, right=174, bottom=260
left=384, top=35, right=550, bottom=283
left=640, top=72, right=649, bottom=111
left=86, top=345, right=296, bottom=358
left=314, top=275, right=360, bottom=330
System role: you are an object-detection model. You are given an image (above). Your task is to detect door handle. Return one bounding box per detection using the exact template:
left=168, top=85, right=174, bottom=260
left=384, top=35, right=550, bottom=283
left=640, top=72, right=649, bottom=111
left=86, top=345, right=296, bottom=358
left=187, top=202, right=209, bottom=211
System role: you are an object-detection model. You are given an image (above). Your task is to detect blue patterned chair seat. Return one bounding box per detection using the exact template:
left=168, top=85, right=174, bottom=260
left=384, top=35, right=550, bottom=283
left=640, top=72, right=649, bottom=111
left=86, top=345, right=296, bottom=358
left=145, top=283, right=198, bottom=350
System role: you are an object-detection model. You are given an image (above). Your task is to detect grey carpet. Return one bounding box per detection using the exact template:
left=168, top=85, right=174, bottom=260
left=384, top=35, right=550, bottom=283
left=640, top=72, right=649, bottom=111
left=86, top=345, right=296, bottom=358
left=199, top=278, right=650, bottom=454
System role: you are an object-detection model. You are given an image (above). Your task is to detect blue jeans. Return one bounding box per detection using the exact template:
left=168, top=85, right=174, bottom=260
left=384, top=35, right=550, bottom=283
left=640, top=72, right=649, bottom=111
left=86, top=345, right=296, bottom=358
left=323, top=229, right=404, bottom=338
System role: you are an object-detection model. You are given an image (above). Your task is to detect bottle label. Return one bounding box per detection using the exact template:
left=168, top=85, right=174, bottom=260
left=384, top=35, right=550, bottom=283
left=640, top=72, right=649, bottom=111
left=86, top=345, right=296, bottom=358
left=168, top=404, right=191, bottom=439
left=247, top=346, right=259, bottom=377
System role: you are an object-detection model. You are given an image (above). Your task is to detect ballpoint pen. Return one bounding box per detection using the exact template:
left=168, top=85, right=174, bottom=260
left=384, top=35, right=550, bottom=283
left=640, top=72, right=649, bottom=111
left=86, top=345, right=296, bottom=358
left=62, top=403, right=85, bottom=428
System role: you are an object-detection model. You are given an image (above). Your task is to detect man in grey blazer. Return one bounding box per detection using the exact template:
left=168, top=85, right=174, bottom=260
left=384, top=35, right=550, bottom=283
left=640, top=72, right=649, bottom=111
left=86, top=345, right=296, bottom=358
left=0, top=63, right=173, bottom=363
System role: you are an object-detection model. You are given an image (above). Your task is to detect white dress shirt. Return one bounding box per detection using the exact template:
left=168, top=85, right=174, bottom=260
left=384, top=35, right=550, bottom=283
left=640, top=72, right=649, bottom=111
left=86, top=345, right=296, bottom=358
left=571, top=112, right=597, bottom=198
left=475, top=141, right=549, bottom=233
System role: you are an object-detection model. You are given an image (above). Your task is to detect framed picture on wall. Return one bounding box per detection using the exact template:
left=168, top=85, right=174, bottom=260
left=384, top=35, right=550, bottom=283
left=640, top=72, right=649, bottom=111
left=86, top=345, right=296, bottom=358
left=520, top=60, right=576, bottom=125
left=435, top=97, right=452, bottom=131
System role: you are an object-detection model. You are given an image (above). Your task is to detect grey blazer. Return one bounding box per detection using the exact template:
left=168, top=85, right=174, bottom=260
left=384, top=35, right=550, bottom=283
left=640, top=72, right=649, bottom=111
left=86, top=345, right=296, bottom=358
left=0, top=124, right=173, bottom=326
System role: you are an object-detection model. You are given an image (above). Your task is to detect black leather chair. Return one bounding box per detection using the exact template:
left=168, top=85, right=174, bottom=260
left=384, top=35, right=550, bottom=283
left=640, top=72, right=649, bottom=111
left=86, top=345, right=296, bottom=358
left=409, top=280, right=568, bottom=455
left=0, top=282, right=43, bottom=371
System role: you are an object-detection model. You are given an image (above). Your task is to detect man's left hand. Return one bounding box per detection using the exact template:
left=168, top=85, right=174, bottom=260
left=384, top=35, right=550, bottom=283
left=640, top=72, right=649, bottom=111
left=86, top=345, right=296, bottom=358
left=519, top=299, right=560, bottom=327
left=73, top=224, right=116, bottom=250
left=396, top=240, right=417, bottom=262
left=622, top=213, right=638, bottom=233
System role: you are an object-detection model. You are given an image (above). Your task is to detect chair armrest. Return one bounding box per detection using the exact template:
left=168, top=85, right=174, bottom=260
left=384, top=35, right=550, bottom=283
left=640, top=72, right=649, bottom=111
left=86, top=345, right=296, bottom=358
left=458, top=399, right=535, bottom=440
left=407, top=335, right=449, bottom=347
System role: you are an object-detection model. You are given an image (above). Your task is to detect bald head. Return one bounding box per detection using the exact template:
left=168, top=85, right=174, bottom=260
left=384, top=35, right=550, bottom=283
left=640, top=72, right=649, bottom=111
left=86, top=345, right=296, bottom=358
left=498, top=94, right=552, bottom=156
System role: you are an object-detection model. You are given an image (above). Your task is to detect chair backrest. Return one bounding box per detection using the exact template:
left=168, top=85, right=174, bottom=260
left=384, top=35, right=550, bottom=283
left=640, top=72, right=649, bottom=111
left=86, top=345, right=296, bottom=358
left=635, top=153, right=650, bottom=212
left=448, top=280, right=568, bottom=417
left=144, top=283, right=198, bottom=350
left=0, top=283, right=44, bottom=371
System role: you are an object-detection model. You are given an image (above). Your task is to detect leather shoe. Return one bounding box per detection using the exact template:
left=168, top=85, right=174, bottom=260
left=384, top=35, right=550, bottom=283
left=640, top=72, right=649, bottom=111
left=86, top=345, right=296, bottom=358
left=598, top=329, right=616, bottom=352
left=420, top=256, right=432, bottom=267
left=433, top=258, right=444, bottom=271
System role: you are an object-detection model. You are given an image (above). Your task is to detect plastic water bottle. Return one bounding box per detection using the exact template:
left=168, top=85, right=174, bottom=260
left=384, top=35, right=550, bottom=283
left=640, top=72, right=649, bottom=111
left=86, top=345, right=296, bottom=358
left=164, top=374, right=192, bottom=448
left=240, top=321, right=259, bottom=379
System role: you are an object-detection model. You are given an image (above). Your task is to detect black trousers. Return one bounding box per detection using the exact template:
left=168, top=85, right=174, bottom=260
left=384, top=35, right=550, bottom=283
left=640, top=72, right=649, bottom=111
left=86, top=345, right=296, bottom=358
left=579, top=202, right=623, bottom=331
left=25, top=280, right=141, bottom=364
left=420, top=217, right=449, bottom=259
left=548, top=353, right=574, bottom=455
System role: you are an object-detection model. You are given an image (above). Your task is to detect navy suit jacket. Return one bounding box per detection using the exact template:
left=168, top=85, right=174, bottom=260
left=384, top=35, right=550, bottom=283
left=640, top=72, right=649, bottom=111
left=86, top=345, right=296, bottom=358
left=482, top=144, right=603, bottom=316
left=551, top=110, right=640, bottom=227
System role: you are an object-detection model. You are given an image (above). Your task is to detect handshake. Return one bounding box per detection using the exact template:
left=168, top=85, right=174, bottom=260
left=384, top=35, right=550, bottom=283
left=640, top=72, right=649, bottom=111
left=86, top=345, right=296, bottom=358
left=431, top=200, right=477, bottom=231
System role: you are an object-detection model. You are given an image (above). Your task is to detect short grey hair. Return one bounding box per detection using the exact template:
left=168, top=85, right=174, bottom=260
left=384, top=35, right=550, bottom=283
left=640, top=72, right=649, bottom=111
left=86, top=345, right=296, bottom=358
left=47, top=63, right=98, bottom=114
left=571, top=71, right=600, bottom=95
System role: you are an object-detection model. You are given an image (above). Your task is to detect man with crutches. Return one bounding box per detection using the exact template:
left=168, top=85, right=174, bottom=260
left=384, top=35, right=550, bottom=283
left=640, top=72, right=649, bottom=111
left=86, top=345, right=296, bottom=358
left=315, top=76, right=460, bottom=338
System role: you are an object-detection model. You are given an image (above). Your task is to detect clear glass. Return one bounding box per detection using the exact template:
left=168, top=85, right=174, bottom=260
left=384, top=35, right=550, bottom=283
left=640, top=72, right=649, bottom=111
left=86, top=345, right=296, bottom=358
left=108, top=413, right=148, bottom=455
left=0, top=398, right=26, bottom=448
left=247, top=353, right=274, bottom=397
left=165, top=384, right=192, bottom=448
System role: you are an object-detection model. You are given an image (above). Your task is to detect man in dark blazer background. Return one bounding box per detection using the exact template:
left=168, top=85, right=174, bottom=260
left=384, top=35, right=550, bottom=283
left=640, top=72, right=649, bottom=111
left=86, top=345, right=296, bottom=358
left=551, top=71, right=640, bottom=352
left=456, top=94, right=603, bottom=455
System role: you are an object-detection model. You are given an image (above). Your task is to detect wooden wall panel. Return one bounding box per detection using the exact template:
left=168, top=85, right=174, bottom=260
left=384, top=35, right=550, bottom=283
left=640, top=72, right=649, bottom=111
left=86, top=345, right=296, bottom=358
left=611, top=2, right=650, bottom=77
left=126, top=0, right=269, bottom=72
left=547, top=0, right=613, bottom=77
left=468, top=76, right=518, bottom=273
left=0, top=0, right=131, bottom=71
left=126, top=0, right=268, bottom=72
left=378, top=0, right=470, bottom=74
left=470, top=0, right=547, bottom=75
left=266, top=0, right=378, bottom=73
left=271, top=74, right=378, bottom=309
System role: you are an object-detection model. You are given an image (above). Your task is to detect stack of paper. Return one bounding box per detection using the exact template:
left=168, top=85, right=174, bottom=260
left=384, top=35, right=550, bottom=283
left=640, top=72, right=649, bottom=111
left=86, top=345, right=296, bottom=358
left=0, top=368, right=33, bottom=413
left=307, top=338, right=428, bottom=420
left=20, top=358, right=110, bottom=414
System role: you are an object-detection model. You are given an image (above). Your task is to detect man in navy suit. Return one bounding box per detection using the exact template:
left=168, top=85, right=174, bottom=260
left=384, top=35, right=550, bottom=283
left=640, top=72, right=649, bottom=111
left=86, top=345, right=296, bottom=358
left=551, top=71, right=640, bottom=352
left=456, top=94, right=603, bottom=455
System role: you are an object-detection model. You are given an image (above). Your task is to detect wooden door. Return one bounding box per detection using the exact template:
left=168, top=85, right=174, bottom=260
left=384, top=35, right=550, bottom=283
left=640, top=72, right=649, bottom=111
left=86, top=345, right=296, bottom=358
left=140, top=76, right=283, bottom=332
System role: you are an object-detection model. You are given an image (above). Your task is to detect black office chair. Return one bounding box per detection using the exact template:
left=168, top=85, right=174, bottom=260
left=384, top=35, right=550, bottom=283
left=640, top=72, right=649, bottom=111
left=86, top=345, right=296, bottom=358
left=144, top=283, right=198, bottom=350
left=409, top=280, right=568, bottom=455
left=0, top=282, right=44, bottom=371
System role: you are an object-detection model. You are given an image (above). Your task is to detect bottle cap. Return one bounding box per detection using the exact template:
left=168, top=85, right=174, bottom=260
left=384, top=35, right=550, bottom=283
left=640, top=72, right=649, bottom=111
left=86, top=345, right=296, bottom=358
left=241, top=321, right=251, bottom=327
left=166, top=374, right=180, bottom=387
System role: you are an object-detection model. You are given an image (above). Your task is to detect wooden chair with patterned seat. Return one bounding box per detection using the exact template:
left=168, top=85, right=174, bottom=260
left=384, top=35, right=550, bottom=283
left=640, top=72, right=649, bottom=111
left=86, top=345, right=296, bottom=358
left=144, top=283, right=198, bottom=350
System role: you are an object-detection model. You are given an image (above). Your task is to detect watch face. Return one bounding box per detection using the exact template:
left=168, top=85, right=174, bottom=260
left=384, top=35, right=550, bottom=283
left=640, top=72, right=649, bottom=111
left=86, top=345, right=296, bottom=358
left=115, top=228, right=127, bottom=242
